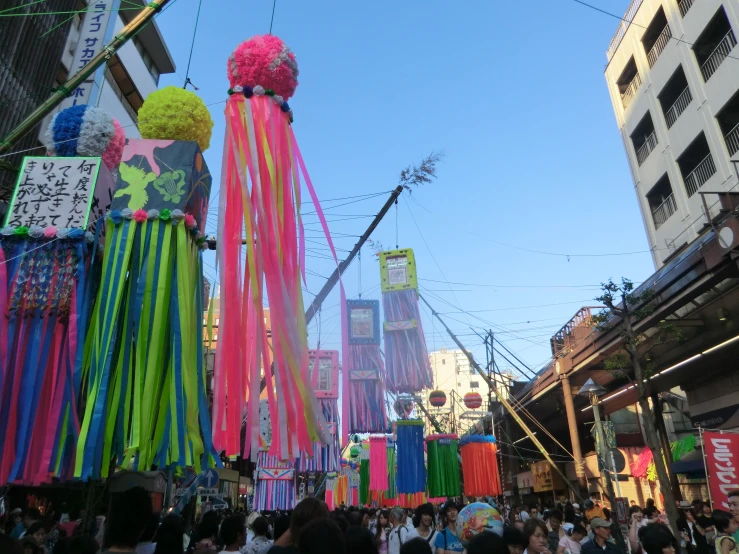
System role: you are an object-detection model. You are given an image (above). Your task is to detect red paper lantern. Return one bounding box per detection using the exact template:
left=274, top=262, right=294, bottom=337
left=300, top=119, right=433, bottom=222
left=429, top=390, right=447, bottom=408
left=464, top=392, right=483, bottom=410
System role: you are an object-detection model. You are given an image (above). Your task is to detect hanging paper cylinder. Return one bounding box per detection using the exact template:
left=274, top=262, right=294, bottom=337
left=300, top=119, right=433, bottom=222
left=352, top=434, right=361, bottom=444
left=218, top=34, right=337, bottom=460
left=394, top=397, right=414, bottom=418
left=350, top=446, right=360, bottom=458
left=74, top=136, right=217, bottom=479
left=459, top=435, right=501, bottom=497
left=429, top=390, right=447, bottom=408
left=254, top=452, right=296, bottom=510
left=426, top=434, right=461, bottom=498
left=464, top=392, right=483, bottom=410
left=369, top=435, right=389, bottom=491
left=346, top=300, right=387, bottom=433
left=387, top=439, right=397, bottom=500
left=296, top=398, right=340, bottom=472
left=379, top=249, right=432, bottom=393
left=396, top=420, right=426, bottom=494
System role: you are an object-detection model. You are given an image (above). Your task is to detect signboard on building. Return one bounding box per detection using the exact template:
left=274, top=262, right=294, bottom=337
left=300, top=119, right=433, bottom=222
left=531, top=461, right=564, bottom=492
left=516, top=471, right=533, bottom=490
left=704, top=430, right=739, bottom=510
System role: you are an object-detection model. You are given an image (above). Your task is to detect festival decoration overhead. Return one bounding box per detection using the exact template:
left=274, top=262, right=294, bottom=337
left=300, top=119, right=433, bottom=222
left=429, top=390, right=447, bottom=408
left=459, top=435, right=502, bottom=497
left=457, top=503, right=504, bottom=545
left=395, top=420, right=426, bottom=494
left=0, top=105, right=123, bottom=485
left=73, top=98, right=217, bottom=478
left=379, top=249, right=432, bottom=393
left=464, top=391, right=483, bottom=410
left=369, top=435, right=389, bottom=492
left=254, top=452, right=296, bottom=511
left=346, top=299, right=387, bottom=433
left=426, top=434, right=461, bottom=498
left=138, top=87, right=214, bottom=152
left=216, top=34, right=334, bottom=460
left=393, top=397, right=415, bottom=419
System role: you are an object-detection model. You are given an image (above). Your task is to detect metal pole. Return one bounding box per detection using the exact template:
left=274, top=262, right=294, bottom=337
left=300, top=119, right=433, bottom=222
left=700, top=427, right=712, bottom=507
left=419, top=294, right=583, bottom=501
left=0, top=0, right=173, bottom=155
left=560, top=374, right=588, bottom=493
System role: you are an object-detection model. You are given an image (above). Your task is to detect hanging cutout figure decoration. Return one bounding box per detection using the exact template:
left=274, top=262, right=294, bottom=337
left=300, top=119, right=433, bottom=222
left=218, top=34, right=336, bottom=461
left=346, top=299, right=387, bottom=433
left=379, top=249, right=432, bottom=393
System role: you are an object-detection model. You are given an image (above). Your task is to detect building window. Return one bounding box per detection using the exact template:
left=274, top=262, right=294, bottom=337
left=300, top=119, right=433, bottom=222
left=716, top=89, right=739, bottom=157
left=692, top=6, right=737, bottom=82
left=658, top=65, right=692, bottom=129
left=470, top=381, right=479, bottom=388
left=133, top=36, right=161, bottom=85
left=616, top=57, right=641, bottom=109
left=631, top=112, right=658, bottom=166
left=677, top=133, right=716, bottom=197
left=646, top=174, right=677, bottom=230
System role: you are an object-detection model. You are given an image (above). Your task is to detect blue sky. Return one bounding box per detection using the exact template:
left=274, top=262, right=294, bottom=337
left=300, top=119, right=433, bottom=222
left=156, top=0, right=653, bottom=377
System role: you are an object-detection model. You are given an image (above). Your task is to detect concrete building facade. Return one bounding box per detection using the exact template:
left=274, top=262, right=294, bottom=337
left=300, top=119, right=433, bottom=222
left=605, top=0, right=739, bottom=268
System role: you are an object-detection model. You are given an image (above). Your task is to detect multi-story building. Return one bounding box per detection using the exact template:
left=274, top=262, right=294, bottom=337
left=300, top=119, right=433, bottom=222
left=605, top=0, right=739, bottom=268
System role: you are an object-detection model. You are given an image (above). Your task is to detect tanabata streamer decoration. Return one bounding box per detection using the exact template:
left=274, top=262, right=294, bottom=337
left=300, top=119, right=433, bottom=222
left=359, top=444, right=370, bottom=506
left=218, top=34, right=338, bottom=460
left=459, top=435, right=501, bottom=497
left=395, top=420, right=426, bottom=494
left=74, top=101, right=217, bottom=478
left=346, top=299, right=387, bottom=433
left=457, top=503, right=504, bottom=545
left=379, top=249, right=432, bottom=393
left=426, top=434, right=461, bottom=498
left=255, top=452, right=296, bottom=510
left=138, top=87, right=214, bottom=152
left=369, top=435, right=388, bottom=491
left=325, top=472, right=337, bottom=510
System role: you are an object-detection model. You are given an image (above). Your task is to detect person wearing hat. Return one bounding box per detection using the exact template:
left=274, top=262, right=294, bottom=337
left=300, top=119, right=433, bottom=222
left=580, top=519, right=619, bottom=554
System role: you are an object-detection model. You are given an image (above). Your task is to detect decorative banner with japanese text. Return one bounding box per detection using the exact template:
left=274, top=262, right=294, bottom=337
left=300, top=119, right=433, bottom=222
left=704, top=430, right=739, bottom=510
left=4, top=157, right=104, bottom=229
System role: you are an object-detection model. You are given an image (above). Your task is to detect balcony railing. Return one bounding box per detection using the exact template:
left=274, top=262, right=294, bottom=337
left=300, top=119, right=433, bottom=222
left=621, top=72, right=642, bottom=109
left=651, top=193, right=678, bottom=229
left=678, top=0, right=694, bottom=17
left=700, top=30, right=738, bottom=82
left=664, top=86, right=693, bottom=128
left=725, top=122, right=739, bottom=156
left=683, top=154, right=717, bottom=196
left=636, top=131, right=658, bottom=165
left=608, top=0, right=645, bottom=61
left=647, top=25, right=673, bottom=67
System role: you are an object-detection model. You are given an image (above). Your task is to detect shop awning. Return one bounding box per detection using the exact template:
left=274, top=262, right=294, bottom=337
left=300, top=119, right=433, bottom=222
left=671, top=448, right=705, bottom=476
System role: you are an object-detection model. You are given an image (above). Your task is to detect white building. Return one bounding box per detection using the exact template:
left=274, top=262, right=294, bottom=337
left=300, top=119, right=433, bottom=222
left=44, top=0, right=175, bottom=138
left=605, top=0, right=739, bottom=268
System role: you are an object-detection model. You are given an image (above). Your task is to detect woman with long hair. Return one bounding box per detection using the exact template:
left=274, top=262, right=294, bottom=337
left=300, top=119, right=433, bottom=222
left=375, top=511, right=391, bottom=554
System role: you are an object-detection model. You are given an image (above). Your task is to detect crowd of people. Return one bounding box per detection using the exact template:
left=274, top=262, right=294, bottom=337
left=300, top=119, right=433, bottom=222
left=3, top=490, right=739, bottom=554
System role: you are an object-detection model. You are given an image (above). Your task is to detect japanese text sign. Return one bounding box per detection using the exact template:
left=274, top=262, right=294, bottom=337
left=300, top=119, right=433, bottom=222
left=4, top=157, right=102, bottom=229
left=704, top=431, right=739, bottom=510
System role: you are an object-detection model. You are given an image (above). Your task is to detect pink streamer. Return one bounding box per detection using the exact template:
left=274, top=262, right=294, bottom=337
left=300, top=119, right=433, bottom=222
left=369, top=436, right=388, bottom=491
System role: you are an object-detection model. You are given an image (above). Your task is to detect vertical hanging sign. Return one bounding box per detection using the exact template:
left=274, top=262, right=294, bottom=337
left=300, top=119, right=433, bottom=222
left=704, top=430, right=739, bottom=510
left=60, top=0, right=122, bottom=109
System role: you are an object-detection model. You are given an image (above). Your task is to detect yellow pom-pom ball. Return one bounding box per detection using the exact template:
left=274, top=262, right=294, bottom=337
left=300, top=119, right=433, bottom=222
left=139, top=86, right=213, bottom=152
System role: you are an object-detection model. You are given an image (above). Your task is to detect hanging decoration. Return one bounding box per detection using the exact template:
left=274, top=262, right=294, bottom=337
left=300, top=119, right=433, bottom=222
left=464, top=392, right=483, bottom=410
left=459, top=435, right=501, bottom=497
left=325, top=472, right=337, bottom=510
left=426, top=434, right=461, bottom=498
left=74, top=95, right=217, bottom=478
left=0, top=105, right=125, bottom=485
left=217, top=34, right=337, bottom=460
left=395, top=420, right=426, bottom=494
left=359, top=443, right=370, bottom=506
left=379, top=249, right=432, bottom=393
left=346, top=299, right=387, bottom=433
left=369, top=435, right=389, bottom=492
left=254, top=452, right=297, bottom=511
left=429, top=390, right=447, bottom=408
left=393, top=397, right=415, bottom=419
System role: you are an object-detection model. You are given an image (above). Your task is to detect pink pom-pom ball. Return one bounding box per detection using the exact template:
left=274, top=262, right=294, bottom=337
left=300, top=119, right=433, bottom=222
left=102, top=119, right=126, bottom=170
left=228, top=35, right=299, bottom=100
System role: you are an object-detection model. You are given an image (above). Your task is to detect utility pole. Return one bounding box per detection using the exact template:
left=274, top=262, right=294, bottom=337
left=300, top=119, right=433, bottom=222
left=0, top=0, right=173, bottom=155
left=419, top=294, right=583, bottom=501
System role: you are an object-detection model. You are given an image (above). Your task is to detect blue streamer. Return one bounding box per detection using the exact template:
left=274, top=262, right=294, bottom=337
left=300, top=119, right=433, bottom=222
left=396, top=422, right=426, bottom=494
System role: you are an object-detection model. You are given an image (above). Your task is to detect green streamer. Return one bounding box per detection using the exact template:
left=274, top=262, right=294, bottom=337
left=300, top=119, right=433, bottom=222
left=387, top=447, right=397, bottom=499
left=360, top=459, right=370, bottom=505
left=427, top=438, right=461, bottom=498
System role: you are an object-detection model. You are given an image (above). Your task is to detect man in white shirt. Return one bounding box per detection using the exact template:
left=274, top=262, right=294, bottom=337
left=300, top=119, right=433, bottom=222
left=388, top=507, right=409, bottom=554
left=406, top=503, right=438, bottom=544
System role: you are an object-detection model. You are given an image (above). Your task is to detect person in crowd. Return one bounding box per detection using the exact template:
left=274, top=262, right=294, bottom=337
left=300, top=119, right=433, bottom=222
left=298, top=518, right=344, bottom=554
left=713, top=510, right=738, bottom=554
left=102, top=486, right=153, bottom=554
left=503, top=527, right=526, bottom=554
left=563, top=505, right=576, bottom=527
left=13, top=509, right=42, bottom=540
left=272, top=516, right=291, bottom=543
left=639, top=523, right=678, bottom=554
left=243, top=517, right=273, bottom=554
left=136, top=515, right=159, bottom=554
left=432, top=503, right=463, bottom=554
left=407, top=504, right=437, bottom=544
left=467, top=531, right=508, bottom=554
left=362, top=511, right=372, bottom=530
left=22, top=537, right=43, bottom=554
left=580, top=519, right=618, bottom=554
left=368, top=510, right=378, bottom=534
left=54, top=536, right=100, bottom=554
left=25, top=522, right=48, bottom=553
left=404, top=511, right=415, bottom=534
left=684, top=506, right=710, bottom=554
left=728, top=490, right=739, bottom=545
left=190, top=513, right=218, bottom=554
left=583, top=502, right=604, bottom=524
left=268, top=498, right=329, bottom=554
left=388, top=508, right=409, bottom=554
left=375, top=510, right=391, bottom=554
left=628, top=509, right=649, bottom=553
left=154, top=515, right=185, bottom=554
left=530, top=508, right=540, bottom=521
left=348, top=513, right=365, bottom=529
left=520, top=507, right=531, bottom=523
left=643, top=501, right=658, bottom=523
left=220, top=515, right=247, bottom=554
left=523, top=519, right=550, bottom=554
left=556, top=524, right=585, bottom=554
left=547, top=511, right=565, bottom=553
left=346, top=526, right=378, bottom=554
left=400, top=538, right=432, bottom=554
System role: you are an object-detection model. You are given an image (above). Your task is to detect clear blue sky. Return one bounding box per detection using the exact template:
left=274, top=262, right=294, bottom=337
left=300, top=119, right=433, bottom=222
left=156, top=0, right=653, bottom=378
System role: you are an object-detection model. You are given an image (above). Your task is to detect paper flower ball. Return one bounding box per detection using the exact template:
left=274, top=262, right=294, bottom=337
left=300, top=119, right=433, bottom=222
left=457, top=503, right=504, bottom=545
left=228, top=35, right=299, bottom=100
left=45, top=105, right=126, bottom=169
left=138, top=86, right=213, bottom=152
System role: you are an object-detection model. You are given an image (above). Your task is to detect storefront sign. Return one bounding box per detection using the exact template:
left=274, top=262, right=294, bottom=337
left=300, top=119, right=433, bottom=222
left=517, top=471, right=533, bottom=489
left=704, top=431, right=739, bottom=510
left=531, top=461, right=564, bottom=492
left=692, top=406, right=739, bottom=430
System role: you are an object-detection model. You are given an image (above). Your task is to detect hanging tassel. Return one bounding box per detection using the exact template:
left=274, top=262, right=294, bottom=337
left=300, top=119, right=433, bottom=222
left=396, top=420, right=426, bottom=494
left=426, top=434, right=461, bottom=498
left=254, top=452, right=296, bottom=510
left=369, top=435, right=389, bottom=491
left=459, top=435, right=501, bottom=496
